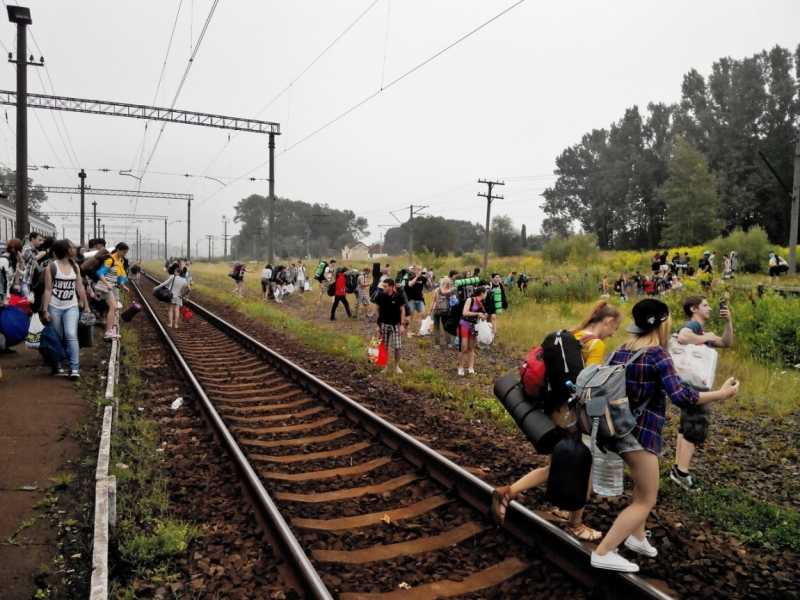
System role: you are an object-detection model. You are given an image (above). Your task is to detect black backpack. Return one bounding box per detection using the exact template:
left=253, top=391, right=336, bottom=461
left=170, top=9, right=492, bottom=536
left=540, top=330, right=595, bottom=413
left=345, top=271, right=359, bottom=293
left=444, top=298, right=465, bottom=336
left=396, top=268, right=409, bottom=288
left=228, top=263, right=243, bottom=279
left=81, top=248, right=111, bottom=283
left=272, top=265, right=284, bottom=282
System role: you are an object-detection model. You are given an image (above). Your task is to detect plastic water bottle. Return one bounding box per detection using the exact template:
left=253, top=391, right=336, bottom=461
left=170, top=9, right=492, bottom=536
left=593, top=446, right=624, bottom=496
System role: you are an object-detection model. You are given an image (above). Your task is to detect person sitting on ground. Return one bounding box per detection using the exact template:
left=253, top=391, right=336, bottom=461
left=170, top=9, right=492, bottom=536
left=590, top=299, right=739, bottom=573
left=490, top=301, right=623, bottom=542
left=600, top=276, right=610, bottom=298
left=457, top=285, right=487, bottom=376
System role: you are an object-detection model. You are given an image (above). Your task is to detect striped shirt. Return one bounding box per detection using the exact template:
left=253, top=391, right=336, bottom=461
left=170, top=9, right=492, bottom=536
left=608, top=345, right=700, bottom=455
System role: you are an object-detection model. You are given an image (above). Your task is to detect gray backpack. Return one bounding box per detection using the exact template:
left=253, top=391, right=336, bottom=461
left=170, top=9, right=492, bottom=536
left=568, top=347, right=651, bottom=452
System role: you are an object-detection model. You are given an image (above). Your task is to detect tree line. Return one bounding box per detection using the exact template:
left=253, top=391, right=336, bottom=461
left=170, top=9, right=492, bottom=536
left=541, top=44, right=800, bottom=250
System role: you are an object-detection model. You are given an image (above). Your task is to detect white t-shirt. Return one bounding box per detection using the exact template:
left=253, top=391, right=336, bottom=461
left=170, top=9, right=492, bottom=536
left=261, top=268, right=272, bottom=280
left=296, top=265, right=306, bottom=282
left=324, top=266, right=332, bottom=281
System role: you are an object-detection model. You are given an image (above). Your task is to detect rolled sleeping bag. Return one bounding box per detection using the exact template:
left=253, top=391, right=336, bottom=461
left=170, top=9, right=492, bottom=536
left=493, top=287, right=503, bottom=314
left=494, top=373, right=562, bottom=455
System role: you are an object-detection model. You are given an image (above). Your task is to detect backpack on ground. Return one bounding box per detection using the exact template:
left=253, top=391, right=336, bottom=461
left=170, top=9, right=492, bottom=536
left=81, top=248, right=111, bottom=283
left=314, top=261, right=328, bottom=282
left=519, top=330, right=597, bottom=413
left=568, top=347, right=650, bottom=452
left=228, top=263, right=243, bottom=279
left=345, top=270, right=359, bottom=294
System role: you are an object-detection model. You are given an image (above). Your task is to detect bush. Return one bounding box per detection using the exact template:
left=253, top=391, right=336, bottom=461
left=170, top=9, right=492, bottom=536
left=708, top=227, right=771, bottom=274
left=460, top=252, right=482, bottom=268
left=541, top=233, right=599, bottom=265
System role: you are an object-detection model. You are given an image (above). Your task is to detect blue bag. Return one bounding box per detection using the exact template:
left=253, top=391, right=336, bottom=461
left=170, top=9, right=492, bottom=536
left=0, top=306, right=29, bottom=347
left=39, top=324, right=68, bottom=364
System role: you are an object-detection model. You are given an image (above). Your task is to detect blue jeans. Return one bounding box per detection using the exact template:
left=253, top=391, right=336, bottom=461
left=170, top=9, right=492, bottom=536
left=49, top=304, right=80, bottom=370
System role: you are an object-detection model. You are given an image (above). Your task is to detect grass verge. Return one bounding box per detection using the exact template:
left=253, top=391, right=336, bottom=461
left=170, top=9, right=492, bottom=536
left=109, top=327, right=201, bottom=599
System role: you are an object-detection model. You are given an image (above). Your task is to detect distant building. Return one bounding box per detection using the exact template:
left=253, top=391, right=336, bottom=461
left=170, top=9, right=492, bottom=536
left=342, top=242, right=370, bottom=260
left=368, top=243, right=387, bottom=258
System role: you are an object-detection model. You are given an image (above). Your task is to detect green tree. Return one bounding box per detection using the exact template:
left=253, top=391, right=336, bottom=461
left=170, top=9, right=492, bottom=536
left=1, top=167, right=48, bottom=214
left=490, top=214, right=522, bottom=257
left=658, top=136, right=721, bottom=247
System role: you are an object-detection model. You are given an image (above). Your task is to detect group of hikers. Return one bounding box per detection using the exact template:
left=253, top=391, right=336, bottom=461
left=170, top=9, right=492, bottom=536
left=1, top=234, right=136, bottom=379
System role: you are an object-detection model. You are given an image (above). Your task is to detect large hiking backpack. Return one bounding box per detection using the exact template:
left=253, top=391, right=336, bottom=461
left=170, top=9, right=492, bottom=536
left=272, top=265, right=285, bottom=282
left=443, top=297, right=466, bottom=336
left=396, top=268, right=410, bottom=288
left=569, top=348, right=650, bottom=452
left=314, top=261, right=328, bottom=282
left=228, top=263, right=243, bottom=279
left=454, top=276, right=479, bottom=302
left=345, top=270, right=359, bottom=293
left=519, top=331, right=596, bottom=413
left=81, top=248, right=111, bottom=283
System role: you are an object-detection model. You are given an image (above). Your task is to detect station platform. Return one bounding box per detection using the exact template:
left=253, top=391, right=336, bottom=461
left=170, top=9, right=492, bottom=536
left=0, top=343, right=101, bottom=599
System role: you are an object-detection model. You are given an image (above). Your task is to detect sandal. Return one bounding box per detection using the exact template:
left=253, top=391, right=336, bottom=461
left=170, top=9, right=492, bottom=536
left=490, top=486, right=514, bottom=525
left=565, top=522, right=603, bottom=542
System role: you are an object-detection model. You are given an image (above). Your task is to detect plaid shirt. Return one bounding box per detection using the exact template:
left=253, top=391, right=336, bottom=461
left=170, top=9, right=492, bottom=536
left=21, top=245, right=39, bottom=286
left=608, top=345, right=699, bottom=455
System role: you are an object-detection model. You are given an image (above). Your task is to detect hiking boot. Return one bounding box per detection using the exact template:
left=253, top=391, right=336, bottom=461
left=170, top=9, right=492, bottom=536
left=624, top=531, right=657, bottom=557
left=670, top=465, right=700, bottom=491
left=68, top=370, right=80, bottom=380
left=591, top=550, right=639, bottom=572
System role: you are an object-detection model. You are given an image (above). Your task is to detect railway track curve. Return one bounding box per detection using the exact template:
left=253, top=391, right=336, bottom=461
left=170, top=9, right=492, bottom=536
left=132, top=273, right=674, bottom=599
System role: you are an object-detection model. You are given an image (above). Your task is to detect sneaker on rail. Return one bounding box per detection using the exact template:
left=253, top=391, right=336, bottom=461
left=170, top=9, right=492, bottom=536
left=590, top=550, right=639, bottom=572
left=624, top=531, right=657, bottom=557
left=670, top=465, right=700, bottom=491
left=68, top=369, right=80, bottom=380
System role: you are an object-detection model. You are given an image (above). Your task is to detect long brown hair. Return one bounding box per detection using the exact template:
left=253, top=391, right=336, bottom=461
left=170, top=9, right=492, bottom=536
left=571, top=301, right=622, bottom=333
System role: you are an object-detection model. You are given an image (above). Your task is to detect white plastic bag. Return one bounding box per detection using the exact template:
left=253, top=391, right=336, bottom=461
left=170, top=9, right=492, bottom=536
left=475, top=321, right=494, bottom=346
left=668, top=338, right=718, bottom=391
left=284, top=283, right=295, bottom=295
left=303, top=280, right=312, bottom=291
left=170, top=397, right=183, bottom=410
left=418, top=315, right=433, bottom=336
left=25, top=313, right=44, bottom=349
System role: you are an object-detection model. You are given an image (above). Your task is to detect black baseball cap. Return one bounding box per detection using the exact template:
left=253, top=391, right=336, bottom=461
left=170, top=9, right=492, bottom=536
left=626, top=299, right=670, bottom=334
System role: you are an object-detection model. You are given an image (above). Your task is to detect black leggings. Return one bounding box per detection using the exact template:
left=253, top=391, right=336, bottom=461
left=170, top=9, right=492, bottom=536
left=331, top=296, right=351, bottom=319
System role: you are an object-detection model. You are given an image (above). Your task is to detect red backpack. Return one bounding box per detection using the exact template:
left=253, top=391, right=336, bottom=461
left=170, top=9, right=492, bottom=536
left=519, top=346, right=546, bottom=398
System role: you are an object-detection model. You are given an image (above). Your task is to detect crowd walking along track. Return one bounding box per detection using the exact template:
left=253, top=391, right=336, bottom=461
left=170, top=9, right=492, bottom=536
left=134, top=274, right=673, bottom=600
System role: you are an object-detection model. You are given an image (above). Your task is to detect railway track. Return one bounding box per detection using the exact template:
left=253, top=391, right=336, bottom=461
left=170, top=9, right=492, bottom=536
left=133, top=274, right=674, bottom=599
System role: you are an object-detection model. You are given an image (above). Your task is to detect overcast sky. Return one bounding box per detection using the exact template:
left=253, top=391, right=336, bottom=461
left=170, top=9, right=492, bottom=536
left=1, top=0, right=798, bottom=257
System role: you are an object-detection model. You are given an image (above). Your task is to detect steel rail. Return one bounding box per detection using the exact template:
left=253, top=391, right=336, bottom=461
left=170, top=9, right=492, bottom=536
left=132, top=279, right=333, bottom=600
left=140, top=272, right=674, bottom=599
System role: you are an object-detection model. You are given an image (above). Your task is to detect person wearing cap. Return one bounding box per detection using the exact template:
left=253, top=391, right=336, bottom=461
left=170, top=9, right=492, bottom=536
left=697, top=251, right=713, bottom=290
left=591, top=299, right=740, bottom=573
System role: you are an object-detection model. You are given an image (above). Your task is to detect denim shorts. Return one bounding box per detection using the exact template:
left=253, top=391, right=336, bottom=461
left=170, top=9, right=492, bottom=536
left=600, top=432, right=645, bottom=455
left=408, top=299, right=425, bottom=314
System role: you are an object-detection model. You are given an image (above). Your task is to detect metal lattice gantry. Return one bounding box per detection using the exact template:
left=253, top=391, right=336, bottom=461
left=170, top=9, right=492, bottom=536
left=0, top=91, right=280, bottom=135
left=3, top=185, right=192, bottom=201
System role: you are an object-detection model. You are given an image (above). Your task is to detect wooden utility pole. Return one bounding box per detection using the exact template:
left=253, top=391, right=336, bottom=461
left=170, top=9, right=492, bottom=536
left=206, top=234, right=214, bottom=262
left=79, top=169, right=86, bottom=245
left=222, top=215, right=230, bottom=262
left=478, top=179, right=504, bottom=272
left=790, top=135, right=800, bottom=276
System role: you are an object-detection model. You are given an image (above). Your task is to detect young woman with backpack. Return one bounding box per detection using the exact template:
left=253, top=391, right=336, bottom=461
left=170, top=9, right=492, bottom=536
left=490, top=301, right=622, bottom=542
left=153, top=262, right=190, bottom=328
left=42, top=240, right=91, bottom=378
left=590, top=299, right=739, bottom=572
left=95, top=242, right=129, bottom=340
left=456, top=286, right=488, bottom=376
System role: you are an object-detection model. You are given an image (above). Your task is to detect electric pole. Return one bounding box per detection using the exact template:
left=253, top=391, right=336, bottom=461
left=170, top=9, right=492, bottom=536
left=79, top=169, right=86, bottom=245
left=478, top=179, right=505, bottom=272
left=222, top=215, right=230, bottom=262
left=254, top=226, right=265, bottom=261
left=97, top=218, right=101, bottom=240
left=206, top=234, right=214, bottom=262
left=92, top=201, right=97, bottom=239
left=407, top=205, right=427, bottom=266
left=790, top=135, right=800, bottom=276
left=312, top=214, right=329, bottom=260
left=267, top=132, right=276, bottom=263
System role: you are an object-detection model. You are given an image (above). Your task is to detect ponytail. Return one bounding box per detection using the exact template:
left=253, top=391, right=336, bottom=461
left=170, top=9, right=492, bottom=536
left=572, top=300, right=622, bottom=332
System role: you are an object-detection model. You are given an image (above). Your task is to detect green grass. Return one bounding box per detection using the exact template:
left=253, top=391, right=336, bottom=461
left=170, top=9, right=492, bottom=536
left=661, top=470, right=800, bottom=551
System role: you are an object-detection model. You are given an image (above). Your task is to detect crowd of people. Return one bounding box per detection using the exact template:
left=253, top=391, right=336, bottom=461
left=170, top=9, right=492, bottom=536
left=1, top=234, right=136, bottom=380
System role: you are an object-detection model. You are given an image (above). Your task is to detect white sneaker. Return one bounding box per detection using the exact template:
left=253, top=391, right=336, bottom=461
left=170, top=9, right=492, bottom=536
left=624, top=531, right=657, bottom=557
left=467, top=368, right=475, bottom=375
left=590, top=550, right=639, bottom=572
left=457, top=368, right=465, bottom=376
left=395, top=366, right=403, bottom=374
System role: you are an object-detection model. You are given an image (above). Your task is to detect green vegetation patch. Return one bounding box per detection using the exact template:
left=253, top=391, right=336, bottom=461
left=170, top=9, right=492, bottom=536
left=662, top=477, right=800, bottom=552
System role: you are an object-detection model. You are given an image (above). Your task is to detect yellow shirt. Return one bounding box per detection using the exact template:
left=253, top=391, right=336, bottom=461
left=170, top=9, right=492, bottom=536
left=574, top=330, right=605, bottom=366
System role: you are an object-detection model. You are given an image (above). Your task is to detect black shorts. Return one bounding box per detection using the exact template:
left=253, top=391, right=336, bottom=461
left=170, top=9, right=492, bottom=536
left=769, top=266, right=780, bottom=277
left=679, top=403, right=711, bottom=444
